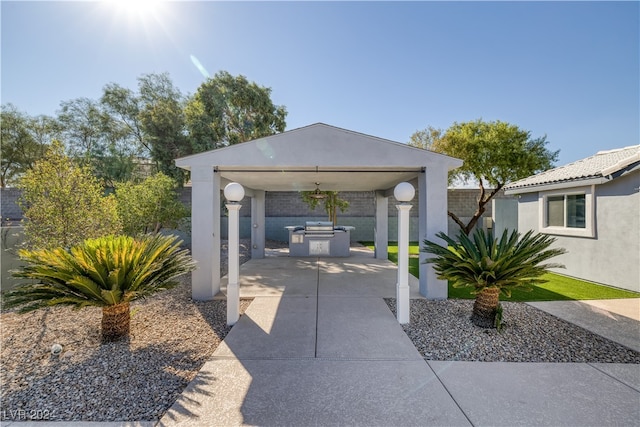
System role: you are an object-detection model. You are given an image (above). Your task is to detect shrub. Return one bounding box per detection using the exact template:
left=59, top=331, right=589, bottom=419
left=18, top=141, right=121, bottom=249
left=115, top=172, right=189, bottom=236
left=423, top=229, right=565, bottom=328
left=3, top=234, right=195, bottom=341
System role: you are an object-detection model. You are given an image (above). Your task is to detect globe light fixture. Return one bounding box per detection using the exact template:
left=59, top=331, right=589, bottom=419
left=224, top=182, right=245, bottom=202
left=394, top=182, right=415, bottom=202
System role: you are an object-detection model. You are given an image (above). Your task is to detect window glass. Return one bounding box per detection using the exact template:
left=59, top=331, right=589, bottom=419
left=566, top=194, right=586, bottom=228
left=539, top=187, right=593, bottom=238
left=546, top=195, right=564, bottom=227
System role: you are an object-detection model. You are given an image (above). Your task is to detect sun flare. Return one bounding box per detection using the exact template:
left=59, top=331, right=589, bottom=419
left=106, top=0, right=165, bottom=20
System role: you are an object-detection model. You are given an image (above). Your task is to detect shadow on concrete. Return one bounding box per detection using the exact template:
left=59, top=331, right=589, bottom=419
left=161, top=249, right=470, bottom=426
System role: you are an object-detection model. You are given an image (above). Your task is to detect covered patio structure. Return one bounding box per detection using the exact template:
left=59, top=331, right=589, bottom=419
left=175, top=123, right=462, bottom=300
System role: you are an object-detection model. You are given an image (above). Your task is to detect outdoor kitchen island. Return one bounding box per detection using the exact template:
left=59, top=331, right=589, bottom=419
left=285, top=221, right=355, bottom=257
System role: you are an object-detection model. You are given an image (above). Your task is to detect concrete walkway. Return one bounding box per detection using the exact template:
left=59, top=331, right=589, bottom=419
left=157, top=248, right=640, bottom=427
left=528, top=298, right=640, bottom=352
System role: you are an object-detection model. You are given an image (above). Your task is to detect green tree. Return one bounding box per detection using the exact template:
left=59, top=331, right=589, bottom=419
left=3, top=234, right=196, bottom=342
left=410, top=119, right=559, bottom=235
left=423, top=228, right=566, bottom=329
left=301, top=190, right=349, bottom=225
left=100, top=75, right=195, bottom=184
left=407, top=126, right=443, bottom=150
left=57, top=97, right=142, bottom=187
left=138, top=73, right=192, bottom=183
left=100, top=82, right=149, bottom=155
left=115, top=172, right=189, bottom=235
left=28, top=113, right=62, bottom=148
left=57, top=98, right=111, bottom=163
left=92, top=142, right=138, bottom=188
left=99, top=82, right=155, bottom=186
left=18, top=141, right=122, bottom=249
left=0, top=104, right=50, bottom=187
left=185, top=71, right=287, bottom=152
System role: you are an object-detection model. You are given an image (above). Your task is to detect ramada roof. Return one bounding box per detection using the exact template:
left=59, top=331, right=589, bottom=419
left=504, top=145, right=640, bottom=194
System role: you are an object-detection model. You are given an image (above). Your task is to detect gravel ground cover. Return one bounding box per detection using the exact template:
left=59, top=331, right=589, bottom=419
left=386, top=298, right=640, bottom=363
left=0, top=239, right=256, bottom=423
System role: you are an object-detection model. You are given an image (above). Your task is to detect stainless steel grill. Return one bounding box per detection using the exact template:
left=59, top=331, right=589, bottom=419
left=285, top=222, right=354, bottom=257
left=304, top=221, right=334, bottom=237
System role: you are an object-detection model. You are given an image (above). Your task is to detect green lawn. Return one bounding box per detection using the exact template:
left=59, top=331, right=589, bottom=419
left=362, top=242, right=640, bottom=302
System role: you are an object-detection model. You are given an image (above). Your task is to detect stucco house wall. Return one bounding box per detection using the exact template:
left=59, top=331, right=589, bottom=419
left=515, top=170, right=639, bottom=292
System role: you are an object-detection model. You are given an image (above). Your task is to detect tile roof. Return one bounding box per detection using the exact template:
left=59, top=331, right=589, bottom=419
left=504, top=145, right=640, bottom=191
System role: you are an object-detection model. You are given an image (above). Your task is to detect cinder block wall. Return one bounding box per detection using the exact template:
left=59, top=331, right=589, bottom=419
left=2, top=187, right=511, bottom=241
left=0, top=189, right=24, bottom=223
left=447, top=188, right=487, bottom=234
left=201, top=188, right=506, bottom=241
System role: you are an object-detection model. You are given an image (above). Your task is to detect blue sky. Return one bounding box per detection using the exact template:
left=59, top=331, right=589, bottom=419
left=2, top=1, right=638, bottom=165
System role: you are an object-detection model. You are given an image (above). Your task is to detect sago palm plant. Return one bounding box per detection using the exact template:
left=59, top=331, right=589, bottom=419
left=3, top=234, right=196, bottom=341
left=423, top=228, right=566, bottom=328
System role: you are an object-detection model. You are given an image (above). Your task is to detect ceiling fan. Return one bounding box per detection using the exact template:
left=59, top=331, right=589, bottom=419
left=309, top=182, right=327, bottom=199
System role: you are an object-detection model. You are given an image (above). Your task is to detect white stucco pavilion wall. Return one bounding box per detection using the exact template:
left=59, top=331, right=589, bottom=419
left=176, top=123, right=463, bottom=300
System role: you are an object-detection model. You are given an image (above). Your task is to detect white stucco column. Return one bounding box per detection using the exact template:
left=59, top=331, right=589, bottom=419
left=395, top=182, right=415, bottom=324
left=374, top=191, right=389, bottom=260
left=251, top=190, right=266, bottom=259
left=190, top=166, right=221, bottom=300
left=224, top=183, right=244, bottom=326
left=418, top=166, right=449, bottom=299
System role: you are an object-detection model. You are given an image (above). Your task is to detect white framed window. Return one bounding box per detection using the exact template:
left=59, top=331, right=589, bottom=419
left=539, top=185, right=595, bottom=238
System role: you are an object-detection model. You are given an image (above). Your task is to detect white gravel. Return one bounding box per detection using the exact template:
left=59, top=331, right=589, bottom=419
left=385, top=298, right=640, bottom=363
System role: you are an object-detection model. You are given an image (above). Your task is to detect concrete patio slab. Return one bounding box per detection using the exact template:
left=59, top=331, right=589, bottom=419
left=316, top=296, right=422, bottom=360
left=219, top=257, right=319, bottom=297
left=160, top=358, right=471, bottom=427
left=528, top=299, right=640, bottom=352
left=428, top=361, right=640, bottom=427
left=220, top=245, right=424, bottom=300
left=317, top=258, right=422, bottom=298
left=580, top=298, right=640, bottom=321
left=213, top=296, right=317, bottom=359
left=589, top=362, right=640, bottom=392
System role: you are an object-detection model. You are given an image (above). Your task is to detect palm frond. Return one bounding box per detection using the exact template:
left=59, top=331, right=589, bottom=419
left=423, top=228, right=566, bottom=295
left=3, top=234, right=196, bottom=312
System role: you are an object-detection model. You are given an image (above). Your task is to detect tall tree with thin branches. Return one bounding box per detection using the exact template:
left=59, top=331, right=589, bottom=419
left=410, top=119, right=558, bottom=235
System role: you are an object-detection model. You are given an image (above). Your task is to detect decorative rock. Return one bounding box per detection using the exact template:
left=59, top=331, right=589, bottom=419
left=385, top=298, right=640, bottom=363
left=0, top=239, right=257, bottom=422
